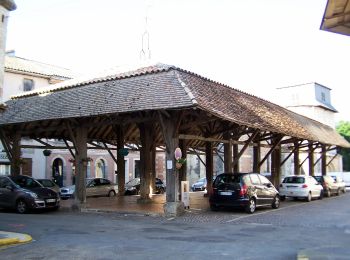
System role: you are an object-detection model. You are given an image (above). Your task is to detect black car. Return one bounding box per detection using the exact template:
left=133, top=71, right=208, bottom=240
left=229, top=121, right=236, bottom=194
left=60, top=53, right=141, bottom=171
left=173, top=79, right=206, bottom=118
left=0, top=175, right=60, bottom=213
left=124, top=178, right=166, bottom=195
left=209, top=173, right=280, bottom=214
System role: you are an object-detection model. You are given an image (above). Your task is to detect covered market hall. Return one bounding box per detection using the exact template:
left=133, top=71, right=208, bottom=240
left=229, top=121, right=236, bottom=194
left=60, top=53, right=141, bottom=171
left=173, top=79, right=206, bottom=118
left=0, top=63, right=349, bottom=216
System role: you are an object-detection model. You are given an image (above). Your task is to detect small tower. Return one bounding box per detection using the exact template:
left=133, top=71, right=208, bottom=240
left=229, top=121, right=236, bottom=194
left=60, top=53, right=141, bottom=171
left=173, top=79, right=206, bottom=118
left=0, top=0, right=16, bottom=104
left=276, top=82, right=337, bottom=128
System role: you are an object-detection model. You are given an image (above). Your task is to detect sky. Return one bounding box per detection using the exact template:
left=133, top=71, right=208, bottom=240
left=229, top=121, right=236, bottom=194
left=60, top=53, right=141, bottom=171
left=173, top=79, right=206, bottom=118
left=5, top=0, right=350, bottom=122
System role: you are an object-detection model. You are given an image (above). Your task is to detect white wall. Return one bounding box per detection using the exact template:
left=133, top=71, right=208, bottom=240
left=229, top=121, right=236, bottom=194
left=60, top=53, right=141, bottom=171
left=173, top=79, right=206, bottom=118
left=3, top=72, right=50, bottom=101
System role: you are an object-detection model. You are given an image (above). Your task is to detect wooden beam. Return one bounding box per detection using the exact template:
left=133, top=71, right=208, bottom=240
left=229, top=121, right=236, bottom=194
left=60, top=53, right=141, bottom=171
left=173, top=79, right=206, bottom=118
left=258, top=135, right=283, bottom=167
left=63, top=139, right=76, bottom=159
left=326, top=153, right=338, bottom=167
left=0, top=128, right=13, bottom=161
left=233, top=130, right=259, bottom=167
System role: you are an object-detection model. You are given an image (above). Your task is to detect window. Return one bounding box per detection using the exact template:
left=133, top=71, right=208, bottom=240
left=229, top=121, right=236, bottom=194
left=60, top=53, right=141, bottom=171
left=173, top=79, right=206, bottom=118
left=321, top=92, right=326, bottom=102
left=23, top=79, right=34, bottom=92
left=250, top=174, right=261, bottom=185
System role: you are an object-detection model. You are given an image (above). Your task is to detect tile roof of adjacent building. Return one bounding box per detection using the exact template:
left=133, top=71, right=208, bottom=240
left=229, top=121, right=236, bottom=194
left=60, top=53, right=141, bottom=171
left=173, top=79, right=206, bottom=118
left=1, top=63, right=349, bottom=148
left=5, top=55, right=76, bottom=80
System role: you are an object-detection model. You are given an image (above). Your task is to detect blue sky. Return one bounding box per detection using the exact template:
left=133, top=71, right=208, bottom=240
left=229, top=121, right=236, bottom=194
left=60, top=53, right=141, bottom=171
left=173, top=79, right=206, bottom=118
left=5, top=0, right=350, bottom=122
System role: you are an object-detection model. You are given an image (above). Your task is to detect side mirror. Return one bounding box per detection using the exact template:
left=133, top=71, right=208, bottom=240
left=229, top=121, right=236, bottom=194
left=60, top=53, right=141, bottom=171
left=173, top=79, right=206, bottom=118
left=265, top=183, right=272, bottom=188
left=5, top=185, right=13, bottom=191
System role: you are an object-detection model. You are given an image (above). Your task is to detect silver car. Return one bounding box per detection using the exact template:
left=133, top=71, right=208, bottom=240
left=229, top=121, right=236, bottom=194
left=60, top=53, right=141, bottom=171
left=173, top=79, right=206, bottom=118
left=60, top=178, right=118, bottom=199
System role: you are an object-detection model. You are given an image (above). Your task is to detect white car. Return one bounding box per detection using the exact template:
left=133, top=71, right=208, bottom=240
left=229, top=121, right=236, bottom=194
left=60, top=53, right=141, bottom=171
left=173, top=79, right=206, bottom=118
left=279, top=175, right=323, bottom=202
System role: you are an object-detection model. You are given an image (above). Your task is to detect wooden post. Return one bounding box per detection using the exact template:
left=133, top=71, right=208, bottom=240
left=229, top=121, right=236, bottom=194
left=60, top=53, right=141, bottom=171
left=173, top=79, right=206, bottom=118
left=74, top=126, right=88, bottom=207
left=271, top=137, right=281, bottom=187
left=179, top=139, right=187, bottom=182
left=151, top=146, right=156, bottom=194
left=10, top=132, right=21, bottom=176
left=294, top=141, right=300, bottom=175
left=205, top=142, right=213, bottom=196
left=158, top=111, right=184, bottom=217
left=308, top=142, right=314, bottom=176
left=321, top=144, right=327, bottom=176
left=253, top=137, right=261, bottom=173
left=138, top=122, right=152, bottom=202
left=223, top=132, right=232, bottom=173
left=116, top=126, right=125, bottom=196
left=233, top=141, right=239, bottom=173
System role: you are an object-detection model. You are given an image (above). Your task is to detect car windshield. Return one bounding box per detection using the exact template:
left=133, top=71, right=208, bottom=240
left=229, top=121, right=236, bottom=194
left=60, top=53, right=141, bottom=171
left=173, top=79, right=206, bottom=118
left=283, top=176, right=305, bottom=184
left=11, top=176, right=42, bottom=189
left=38, top=180, right=55, bottom=187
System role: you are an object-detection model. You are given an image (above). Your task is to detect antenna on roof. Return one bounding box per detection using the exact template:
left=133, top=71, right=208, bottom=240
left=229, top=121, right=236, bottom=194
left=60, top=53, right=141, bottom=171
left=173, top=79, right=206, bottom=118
left=140, top=1, right=151, bottom=61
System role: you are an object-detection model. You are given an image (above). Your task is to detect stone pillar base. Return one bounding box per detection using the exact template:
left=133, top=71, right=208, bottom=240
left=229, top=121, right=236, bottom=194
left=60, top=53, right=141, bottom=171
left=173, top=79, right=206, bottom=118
left=137, top=197, right=153, bottom=204
left=163, top=201, right=185, bottom=217
left=71, top=201, right=86, bottom=212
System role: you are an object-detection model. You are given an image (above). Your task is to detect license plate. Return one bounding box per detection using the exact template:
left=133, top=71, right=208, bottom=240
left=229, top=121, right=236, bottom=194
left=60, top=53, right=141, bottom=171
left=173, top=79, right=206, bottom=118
left=46, top=199, right=56, bottom=203
left=219, top=191, right=232, bottom=196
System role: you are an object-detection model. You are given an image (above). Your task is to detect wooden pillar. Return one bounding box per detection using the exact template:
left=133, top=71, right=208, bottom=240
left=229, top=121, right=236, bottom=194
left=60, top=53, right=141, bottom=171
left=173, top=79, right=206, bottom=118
left=158, top=112, right=184, bottom=217
left=223, top=132, right=232, bottom=173
left=271, top=140, right=281, bottom=187
left=321, top=144, right=327, bottom=176
left=253, top=135, right=261, bottom=173
left=138, top=122, right=153, bottom=202
left=294, top=141, right=300, bottom=175
left=74, top=126, right=88, bottom=206
left=151, top=145, right=156, bottom=193
left=233, top=142, right=239, bottom=173
left=205, top=142, right=213, bottom=196
left=116, top=126, right=125, bottom=196
left=308, top=142, right=314, bottom=176
left=179, top=139, right=187, bottom=182
left=10, top=131, right=21, bottom=176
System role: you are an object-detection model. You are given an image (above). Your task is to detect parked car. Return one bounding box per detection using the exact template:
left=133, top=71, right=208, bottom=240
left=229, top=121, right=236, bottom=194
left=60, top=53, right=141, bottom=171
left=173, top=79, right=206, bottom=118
left=0, top=175, right=60, bottom=213
left=36, top=179, right=60, bottom=194
left=313, top=175, right=340, bottom=197
left=124, top=178, right=166, bottom=195
left=331, top=176, right=346, bottom=193
left=279, top=175, right=323, bottom=201
left=191, top=178, right=207, bottom=191
left=60, top=178, right=118, bottom=199
left=209, top=173, right=280, bottom=214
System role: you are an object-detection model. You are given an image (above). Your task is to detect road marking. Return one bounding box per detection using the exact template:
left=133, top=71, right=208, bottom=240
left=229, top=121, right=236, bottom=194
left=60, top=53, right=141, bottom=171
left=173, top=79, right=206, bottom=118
left=225, top=197, right=340, bottom=223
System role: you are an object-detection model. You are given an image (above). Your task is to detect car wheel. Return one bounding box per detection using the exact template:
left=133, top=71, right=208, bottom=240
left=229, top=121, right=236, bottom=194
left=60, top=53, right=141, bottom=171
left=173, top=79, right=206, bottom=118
left=306, top=192, right=312, bottom=202
left=326, top=189, right=331, bottom=197
left=245, top=198, right=256, bottom=214
left=108, top=190, right=116, bottom=197
left=336, top=189, right=340, bottom=196
left=319, top=190, right=324, bottom=200
left=343, top=188, right=347, bottom=194
left=272, top=195, right=280, bottom=209
left=280, top=196, right=286, bottom=201
left=16, top=199, right=28, bottom=214
left=159, top=188, right=165, bottom=194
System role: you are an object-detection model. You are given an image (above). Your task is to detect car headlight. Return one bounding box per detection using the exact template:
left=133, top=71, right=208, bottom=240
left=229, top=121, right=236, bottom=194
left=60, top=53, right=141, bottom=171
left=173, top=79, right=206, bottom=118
left=25, top=191, right=38, bottom=199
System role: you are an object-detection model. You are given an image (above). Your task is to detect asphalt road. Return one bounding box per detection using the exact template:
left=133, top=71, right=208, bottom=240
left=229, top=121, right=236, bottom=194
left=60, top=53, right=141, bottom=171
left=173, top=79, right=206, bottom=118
left=1, top=192, right=350, bottom=260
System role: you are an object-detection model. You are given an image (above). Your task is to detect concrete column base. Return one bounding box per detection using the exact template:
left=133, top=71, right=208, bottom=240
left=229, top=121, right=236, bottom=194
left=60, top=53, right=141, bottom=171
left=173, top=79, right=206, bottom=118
left=163, top=201, right=185, bottom=217
left=137, top=197, right=152, bottom=204
left=71, top=201, right=86, bottom=212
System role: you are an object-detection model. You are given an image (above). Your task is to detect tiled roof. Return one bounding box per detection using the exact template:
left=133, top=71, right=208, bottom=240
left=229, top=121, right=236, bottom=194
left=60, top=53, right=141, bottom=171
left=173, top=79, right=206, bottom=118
left=5, top=55, right=76, bottom=79
left=0, top=63, right=348, bottom=148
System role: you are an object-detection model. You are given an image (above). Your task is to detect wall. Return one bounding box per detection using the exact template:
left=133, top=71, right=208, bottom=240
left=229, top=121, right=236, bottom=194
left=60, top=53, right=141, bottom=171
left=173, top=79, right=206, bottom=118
left=3, top=71, right=50, bottom=101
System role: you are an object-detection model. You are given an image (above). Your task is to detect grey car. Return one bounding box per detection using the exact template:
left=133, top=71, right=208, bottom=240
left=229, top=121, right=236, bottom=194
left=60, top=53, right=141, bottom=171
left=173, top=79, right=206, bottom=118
left=0, top=175, right=60, bottom=213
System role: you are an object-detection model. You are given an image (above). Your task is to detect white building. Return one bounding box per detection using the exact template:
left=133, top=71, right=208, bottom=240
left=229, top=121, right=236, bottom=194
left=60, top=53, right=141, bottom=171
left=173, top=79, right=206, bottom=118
left=276, top=82, right=337, bottom=128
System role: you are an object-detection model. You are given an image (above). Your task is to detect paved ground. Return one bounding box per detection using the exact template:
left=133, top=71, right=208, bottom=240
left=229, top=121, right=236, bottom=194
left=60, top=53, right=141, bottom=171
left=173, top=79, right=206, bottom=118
left=0, top=191, right=350, bottom=259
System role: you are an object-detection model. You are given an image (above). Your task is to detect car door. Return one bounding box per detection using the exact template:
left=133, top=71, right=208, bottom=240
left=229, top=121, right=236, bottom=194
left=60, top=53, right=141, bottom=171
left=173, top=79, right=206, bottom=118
left=249, top=174, right=265, bottom=206
left=308, top=176, right=322, bottom=197
left=0, top=177, right=16, bottom=208
left=86, top=179, right=99, bottom=197
left=258, top=175, right=276, bottom=204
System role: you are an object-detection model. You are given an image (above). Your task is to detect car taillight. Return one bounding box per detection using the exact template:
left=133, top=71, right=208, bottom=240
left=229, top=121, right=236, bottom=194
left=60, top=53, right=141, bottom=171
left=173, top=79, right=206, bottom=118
left=302, top=184, right=308, bottom=188
left=239, top=184, right=248, bottom=196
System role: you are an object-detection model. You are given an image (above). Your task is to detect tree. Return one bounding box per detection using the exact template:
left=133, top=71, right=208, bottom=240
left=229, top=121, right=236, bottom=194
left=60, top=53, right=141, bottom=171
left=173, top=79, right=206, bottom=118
left=336, top=121, right=350, bottom=171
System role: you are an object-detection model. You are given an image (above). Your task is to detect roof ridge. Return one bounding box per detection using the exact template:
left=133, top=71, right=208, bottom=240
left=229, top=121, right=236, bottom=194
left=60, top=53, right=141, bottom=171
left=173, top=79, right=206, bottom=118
left=174, top=70, right=198, bottom=106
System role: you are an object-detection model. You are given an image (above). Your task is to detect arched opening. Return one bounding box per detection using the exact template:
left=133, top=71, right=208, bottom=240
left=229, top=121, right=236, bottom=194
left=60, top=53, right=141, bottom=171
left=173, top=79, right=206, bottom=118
left=96, top=159, right=106, bottom=179
left=52, top=158, right=64, bottom=187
